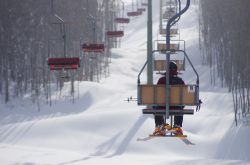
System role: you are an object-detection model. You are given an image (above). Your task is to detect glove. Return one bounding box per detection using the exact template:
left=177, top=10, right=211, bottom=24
left=196, top=99, right=202, bottom=112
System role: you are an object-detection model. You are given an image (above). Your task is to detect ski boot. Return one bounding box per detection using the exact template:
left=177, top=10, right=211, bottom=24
left=172, top=125, right=183, bottom=136
left=152, top=126, right=165, bottom=136
left=161, top=123, right=172, bottom=131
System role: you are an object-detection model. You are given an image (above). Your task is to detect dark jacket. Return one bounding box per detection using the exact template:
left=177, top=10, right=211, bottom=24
left=157, top=75, right=184, bottom=85
left=157, top=75, right=185, bottom=110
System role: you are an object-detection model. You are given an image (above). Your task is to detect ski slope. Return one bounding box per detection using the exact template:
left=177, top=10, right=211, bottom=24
left=0, top=1, right=250, bottom=165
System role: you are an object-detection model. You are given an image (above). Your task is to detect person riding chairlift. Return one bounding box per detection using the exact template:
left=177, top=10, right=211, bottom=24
left=153, top=61, right=184, bottom=136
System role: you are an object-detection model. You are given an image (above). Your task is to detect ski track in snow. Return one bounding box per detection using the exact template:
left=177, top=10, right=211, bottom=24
left=0, top=1, right=250, bottom=165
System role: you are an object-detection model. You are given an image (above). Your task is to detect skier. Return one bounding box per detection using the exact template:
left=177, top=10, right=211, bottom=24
left=153, top=61, right=184, bottom=136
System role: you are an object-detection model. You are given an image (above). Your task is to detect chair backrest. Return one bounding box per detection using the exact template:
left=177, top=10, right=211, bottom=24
left=48, top=57, right=80, bottom=70
left=127, top=11, right=142, bottom=17
left=137, top=8, right=146, bottom=12
left=159, top=29, right=178, bottom=36
left=138, top=84, right=198, bottom=106
left=106, top=31, right=124, bottom=38
left=154, top=60, right=185, bottom=71
left=157, top=43, right=179, bottom=51
left=82, top=43, right=105, bottom=53
left=115, top=18, right=130, bottom=24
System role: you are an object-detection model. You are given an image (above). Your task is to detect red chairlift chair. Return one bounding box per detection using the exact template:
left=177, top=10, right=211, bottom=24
left=115, top=18, right=130, bottom=24
left=82, top=43, right=105, bottom=53
left=127, top=11, right=142, bottom=17
left=106, top=31, right=124, bottom=38
left=48, top=57, right=80, bottom=70
left=137, top=8, right=146, bottom=12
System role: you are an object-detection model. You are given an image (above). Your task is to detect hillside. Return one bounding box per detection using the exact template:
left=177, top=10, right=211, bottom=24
left=0, top=1, right=249, bottom=165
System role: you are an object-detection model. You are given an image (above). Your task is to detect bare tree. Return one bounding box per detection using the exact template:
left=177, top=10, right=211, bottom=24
left=199, top=0, right=250, bottom=125
left=0, top=0, right=118, bottom=104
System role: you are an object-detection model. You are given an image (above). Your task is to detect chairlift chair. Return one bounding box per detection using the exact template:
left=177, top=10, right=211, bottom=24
left=157, top=43, right=179, bottom=52
left=47, top=57, right=80, bottom=92
left=164, top=1, right=177, bottom=7
left=115, top=18, right=130, bottom=24
left=163, top=11, right=176, bottom=20
left=106, top=31, right=124, bottom=38
left=48, top=57, right=80, bottom=70
left=82, top=43, right=105, bottom=53
left=154, top=39, right=186, bottom=71
left=137, top=49, right=200, bottom=116
left=160, top=28, right=178, bottom=36
left=127, top=11, right=142, bottom=17
left=137, top=8, right=146, bottom=12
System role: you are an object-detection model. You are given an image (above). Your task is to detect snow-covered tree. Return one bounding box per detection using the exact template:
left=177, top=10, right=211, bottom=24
left=199, top=0, right=250, bottom=125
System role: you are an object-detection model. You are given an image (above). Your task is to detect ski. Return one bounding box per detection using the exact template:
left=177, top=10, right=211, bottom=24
left=136, top=136, right=155, bottom=141
left=136, top=132, right=173, bottom=141
left=137, top=131, right=195, bottom=145
left=178, top=136, right=195, bottom=145
left=165, top=130, right=195, bottom=145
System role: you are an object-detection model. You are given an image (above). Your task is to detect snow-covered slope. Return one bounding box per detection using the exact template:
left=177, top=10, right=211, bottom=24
left=0, top=1, right=249, bottom=165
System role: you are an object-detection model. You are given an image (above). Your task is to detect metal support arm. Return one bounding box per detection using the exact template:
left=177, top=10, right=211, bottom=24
left=165, top=0, right=191, bottom=119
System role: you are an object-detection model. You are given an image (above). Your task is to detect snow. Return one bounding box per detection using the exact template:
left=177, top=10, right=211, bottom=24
left=0, top=1, right=250, bottom=165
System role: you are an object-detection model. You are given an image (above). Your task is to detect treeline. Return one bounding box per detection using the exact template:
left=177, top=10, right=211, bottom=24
left=199, top=0, right=250, bottom=124
left=0, top=0, right=118, bottom=103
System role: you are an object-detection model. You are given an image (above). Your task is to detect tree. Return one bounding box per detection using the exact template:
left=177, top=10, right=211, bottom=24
left=199, top=0, right=250, bottom=125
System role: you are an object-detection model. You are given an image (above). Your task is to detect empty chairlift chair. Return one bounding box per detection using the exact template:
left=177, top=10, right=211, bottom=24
left=48, top=57, right=80, bottom=70
left=127, top=11, right=142, bottom=17
left=154, top=59, right=185, bottom=72
left=115, top=18, right=130, bottom=24
left=154, top=39, right=186, bottom=71
left=106, top=31, right=124, bottom=38
left=160, top=28, right=179, bottom=36
left=82, top=43, right=105, bottom=53
left=137, top=8, right=146, bottom=12
left=157, top=43, right=179, bottom=52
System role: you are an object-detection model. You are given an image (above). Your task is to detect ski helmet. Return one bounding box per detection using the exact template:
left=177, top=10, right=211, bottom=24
left=169, top=61, right=178, bottom=75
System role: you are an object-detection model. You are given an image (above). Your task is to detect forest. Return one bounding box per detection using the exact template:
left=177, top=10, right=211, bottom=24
left=199, top=0, right=250, bottom=124
left=0, top=0, right=250, bottom=125
left=0, top=0, right=120, bottom=104
left=1, top=1, right=250, bottom=164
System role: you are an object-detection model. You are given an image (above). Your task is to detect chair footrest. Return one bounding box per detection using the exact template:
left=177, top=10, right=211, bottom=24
left=142, top=109, right=194, bottom=115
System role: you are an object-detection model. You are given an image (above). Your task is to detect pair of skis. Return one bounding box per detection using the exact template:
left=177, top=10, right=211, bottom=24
left=137, top=130, right=195, bottom=145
